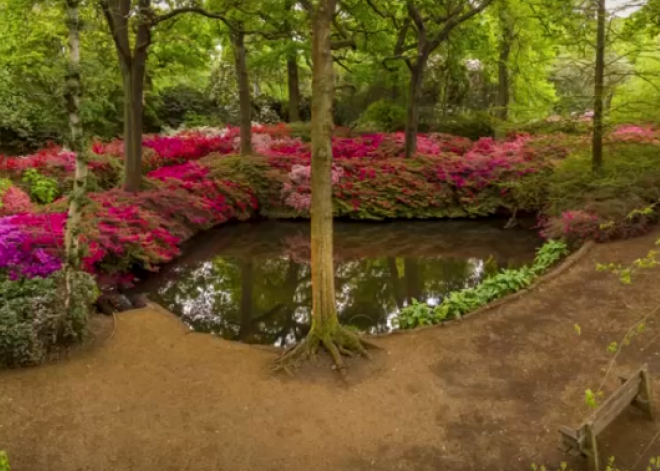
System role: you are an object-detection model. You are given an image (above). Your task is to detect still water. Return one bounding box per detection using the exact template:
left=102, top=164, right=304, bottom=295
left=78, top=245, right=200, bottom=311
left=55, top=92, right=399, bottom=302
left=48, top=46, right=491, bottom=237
left=134, top=220, right=540, bottom=346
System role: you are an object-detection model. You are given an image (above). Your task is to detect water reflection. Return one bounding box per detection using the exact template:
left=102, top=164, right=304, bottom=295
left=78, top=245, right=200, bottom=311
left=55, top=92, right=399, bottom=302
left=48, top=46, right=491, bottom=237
left=134, top=220, right=540, bottom=346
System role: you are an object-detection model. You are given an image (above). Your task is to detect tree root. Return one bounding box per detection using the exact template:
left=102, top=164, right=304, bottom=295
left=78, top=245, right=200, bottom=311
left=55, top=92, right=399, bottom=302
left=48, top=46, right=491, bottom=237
left=274, top=326, right=378, bottom=378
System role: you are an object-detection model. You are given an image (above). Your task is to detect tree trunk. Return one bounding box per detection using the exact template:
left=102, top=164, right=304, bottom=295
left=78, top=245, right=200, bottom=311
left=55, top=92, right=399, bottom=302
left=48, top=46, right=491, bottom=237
left=64, top=0, right=87, bottom=271
left=123, top=65, right=146, bottom=192
left=496, top=5, right=513, bottom=122
left=287, top=57, right=301, bottom=122
left=404, top=60, right=426, bottom=159
left=232, top=30, right=253, bottom=156
left=592, top=0, right=606, bottom=173
left=277, top=0, right=374, bottom=372
left=309, top=0, right=339, bottom=340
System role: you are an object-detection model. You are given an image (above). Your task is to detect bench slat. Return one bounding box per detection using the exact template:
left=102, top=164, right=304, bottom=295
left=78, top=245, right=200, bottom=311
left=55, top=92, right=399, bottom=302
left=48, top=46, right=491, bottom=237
left=589, top=375, right=642, bottom=435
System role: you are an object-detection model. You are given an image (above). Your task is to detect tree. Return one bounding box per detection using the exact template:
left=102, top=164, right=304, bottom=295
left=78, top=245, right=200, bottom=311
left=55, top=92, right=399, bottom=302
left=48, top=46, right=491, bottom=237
left=100, top=0, right=232, bottom=191
left=64, top=0, right=88, bottom=284
left=592, top=0, right=606, bottom=172
left=285, top=0, right=302, bottom=122
left=370, top=0, right=495, bottom=158
left=495, top=0, right=514, bottom=121
left=278, top=0, right=375, bottom=375
left=231, top=28, right=253, bottom=155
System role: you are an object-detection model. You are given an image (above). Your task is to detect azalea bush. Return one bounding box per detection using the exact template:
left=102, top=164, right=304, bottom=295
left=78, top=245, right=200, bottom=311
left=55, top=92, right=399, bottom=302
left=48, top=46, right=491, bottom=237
left=0, top=123, right=656, bottom=286
left=0, top=269, right=98, bottom=368
left=0, top=179, right=33, bottom=216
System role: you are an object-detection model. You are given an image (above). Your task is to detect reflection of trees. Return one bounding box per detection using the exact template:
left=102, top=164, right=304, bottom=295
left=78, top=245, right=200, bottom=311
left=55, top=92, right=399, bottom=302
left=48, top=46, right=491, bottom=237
left=135, top=221, right=539, bottom=346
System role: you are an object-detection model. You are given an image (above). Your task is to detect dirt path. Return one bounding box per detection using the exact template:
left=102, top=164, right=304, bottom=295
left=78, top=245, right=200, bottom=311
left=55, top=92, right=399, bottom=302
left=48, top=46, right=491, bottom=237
left=2, top=233, right=660, bottom=471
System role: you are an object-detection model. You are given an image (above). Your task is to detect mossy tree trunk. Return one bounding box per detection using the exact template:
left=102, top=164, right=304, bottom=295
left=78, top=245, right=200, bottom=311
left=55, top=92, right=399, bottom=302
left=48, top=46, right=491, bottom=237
left=309, top=0, right=340, bottom=345
left=231, top=28, right=253, bottom=156
left=278, top=0, right=375, bottom=374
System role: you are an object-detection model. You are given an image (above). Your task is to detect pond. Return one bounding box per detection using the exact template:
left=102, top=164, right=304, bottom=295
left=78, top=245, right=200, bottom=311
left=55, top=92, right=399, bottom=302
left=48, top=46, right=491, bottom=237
left=133, top=220, right=541, bottom=347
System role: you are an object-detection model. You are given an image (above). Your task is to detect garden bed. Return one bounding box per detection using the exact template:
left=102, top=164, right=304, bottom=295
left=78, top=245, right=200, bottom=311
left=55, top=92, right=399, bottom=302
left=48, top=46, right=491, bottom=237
left=1, top=124, right=660, bottom=365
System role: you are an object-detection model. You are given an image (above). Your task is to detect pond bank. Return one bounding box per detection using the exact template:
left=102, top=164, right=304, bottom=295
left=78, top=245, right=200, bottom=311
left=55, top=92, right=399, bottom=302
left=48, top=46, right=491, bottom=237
left=2, top=231, right=660, bottom=471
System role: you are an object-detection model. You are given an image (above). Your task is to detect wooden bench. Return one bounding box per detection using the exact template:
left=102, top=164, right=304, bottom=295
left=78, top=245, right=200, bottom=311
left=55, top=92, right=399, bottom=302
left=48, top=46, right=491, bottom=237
left=559, top=364, right=654, bottom=471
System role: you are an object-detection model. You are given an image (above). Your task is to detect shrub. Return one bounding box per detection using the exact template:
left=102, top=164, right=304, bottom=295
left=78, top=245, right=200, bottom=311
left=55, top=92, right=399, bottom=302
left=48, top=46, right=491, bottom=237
left=157, top=84, right=219, bottom=130
left=22, top=168, right=59, bottom=204
left=0, top=179, right=33, bottom=216
left=0, top=270, right=98, bottom=368
left=358, top=100, right=406, bottom=132
left=424, top=113, right=496, bottom=140
left=287, top=122, right=312, bottom=142
left=544, top=142, right=660, bottom=241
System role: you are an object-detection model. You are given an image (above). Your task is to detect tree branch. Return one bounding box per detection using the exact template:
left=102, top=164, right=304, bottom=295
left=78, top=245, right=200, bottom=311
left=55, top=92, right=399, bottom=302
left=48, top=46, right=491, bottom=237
left=154, top=6, right=233, bottom=29
left=331, top=38, right=356, bottom=50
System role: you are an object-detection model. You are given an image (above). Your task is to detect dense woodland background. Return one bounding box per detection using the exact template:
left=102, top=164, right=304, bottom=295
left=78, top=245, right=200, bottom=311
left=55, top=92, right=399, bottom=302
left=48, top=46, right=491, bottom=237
left=2, top=0, right=660, bottom=153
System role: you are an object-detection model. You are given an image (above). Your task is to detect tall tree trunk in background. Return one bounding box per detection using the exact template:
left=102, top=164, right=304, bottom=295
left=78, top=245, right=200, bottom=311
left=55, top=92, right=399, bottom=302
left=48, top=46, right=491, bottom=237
left=232, top=29, right=253, bottom=156
left=287, top=57, right=302, bottom=122
left=285, top=0, right=301, bottom=122
left=496, top=2, right=513, bottom=122
left=404, top=59, right=426, bottom=159
left=64, top=0, right=87, bottom=274
left=592, top=0, right=606, bottom=173
left=102, top=0, right=150, bottom=192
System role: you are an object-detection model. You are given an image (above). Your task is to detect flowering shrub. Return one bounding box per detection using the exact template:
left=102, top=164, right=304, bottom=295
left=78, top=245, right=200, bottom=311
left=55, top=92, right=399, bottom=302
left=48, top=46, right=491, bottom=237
left=0, top=180, right=33, bottom=216
left=1, top=124, right=658, bottom=284
left=0, top=214, right=65, bottom=279
left=281, top=164, right=345, bottom=214
left=610, top=125, right=659, bottom=144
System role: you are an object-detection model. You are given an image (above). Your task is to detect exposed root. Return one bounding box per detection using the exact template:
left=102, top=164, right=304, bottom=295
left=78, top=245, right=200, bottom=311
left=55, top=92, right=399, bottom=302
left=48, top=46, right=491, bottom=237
left=274, top=326, right=377, bottom=376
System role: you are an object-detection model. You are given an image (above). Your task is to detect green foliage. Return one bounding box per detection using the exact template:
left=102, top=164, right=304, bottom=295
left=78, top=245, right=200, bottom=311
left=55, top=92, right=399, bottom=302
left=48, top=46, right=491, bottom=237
left=398, top=240, right=568, bottom=329
left=0, top=451, right=8, bottom=471
left=548, top=143, right=660, bottom=220
left=22, top=169, right=59, bottom=204
left=158, top=84, right=220, bottom=130
left=0, top=270, right=98, bottom=368
left=423, top=113, right=496, bottom=140
left=0, top=178, right=11, bottom=209
left=396, top=299, right=435, bottom=329
left=358, top=100, right=406, bottom=132
left=287, top=122, right=312, bottom=142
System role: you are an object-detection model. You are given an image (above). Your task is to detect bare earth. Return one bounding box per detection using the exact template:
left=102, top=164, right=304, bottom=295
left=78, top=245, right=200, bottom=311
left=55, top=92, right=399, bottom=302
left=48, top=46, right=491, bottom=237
left=2, top=232, right=660, bottom=471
